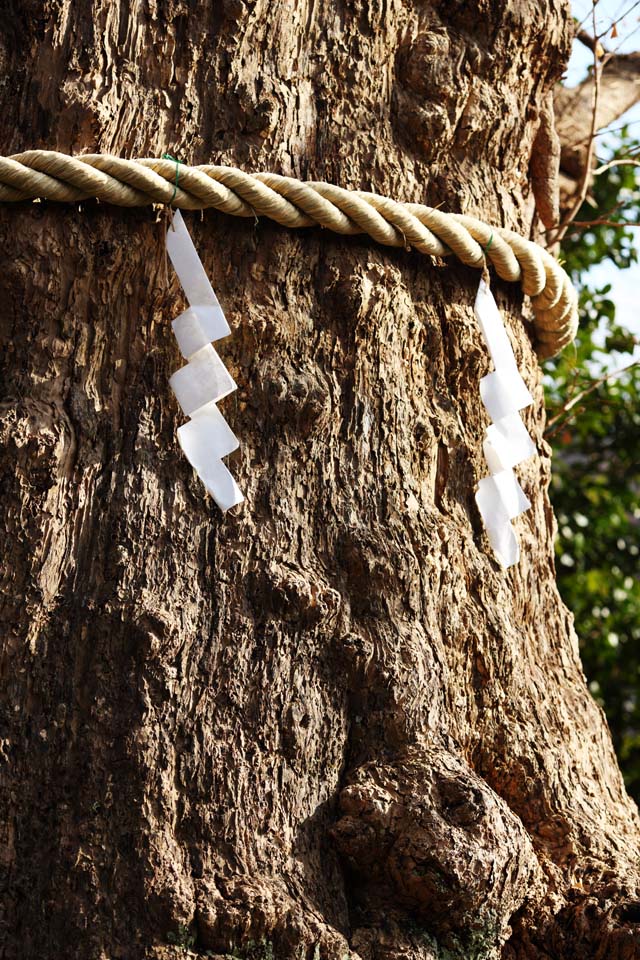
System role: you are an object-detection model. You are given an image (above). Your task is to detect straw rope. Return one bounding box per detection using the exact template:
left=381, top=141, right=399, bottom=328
left=0, top=150, right=578, bottom=358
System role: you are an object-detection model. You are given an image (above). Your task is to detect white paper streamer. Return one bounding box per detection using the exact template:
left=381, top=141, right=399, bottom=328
left=167, top=211, right=243, bottom=512
left=166, top=213, right=230, bottom=340
left=172, top=306, right=226, bottom=358
left=474, top=280, right=536, bottom=567
left=170, top=344, right=237, bottom=415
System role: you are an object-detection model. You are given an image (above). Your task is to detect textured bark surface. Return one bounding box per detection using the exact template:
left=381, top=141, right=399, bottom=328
left=1, top=3, right=640, bottom=960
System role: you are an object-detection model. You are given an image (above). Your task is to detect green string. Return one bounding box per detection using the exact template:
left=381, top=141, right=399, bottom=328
left=482, top=231, right=494, bottom=254
left=162, top=152, right=181, bottom=205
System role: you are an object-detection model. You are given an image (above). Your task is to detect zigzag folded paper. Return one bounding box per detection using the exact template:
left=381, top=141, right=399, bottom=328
left=474, top=280, right=536, bottom=568
left=166, top=211, right=243, bottom=512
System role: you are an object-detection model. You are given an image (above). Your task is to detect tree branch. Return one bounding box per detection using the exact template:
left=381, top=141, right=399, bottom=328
left=545, top=360, right=640, bottom=436
left=552, top=6, right=602, bottom=242
left=577, top=29, right=595, bottom=52
left=554, top=25, right=640, bottom=217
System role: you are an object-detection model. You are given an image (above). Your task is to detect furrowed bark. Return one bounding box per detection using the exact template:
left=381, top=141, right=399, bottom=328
left=1, top=3, right=640, bottom=960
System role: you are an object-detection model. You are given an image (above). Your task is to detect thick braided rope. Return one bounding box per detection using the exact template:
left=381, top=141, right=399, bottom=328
left=0, top=150, right=578, bottom=358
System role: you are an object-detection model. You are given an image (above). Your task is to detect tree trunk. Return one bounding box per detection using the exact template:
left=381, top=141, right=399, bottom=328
left=1, top=3, right=639, bottom=959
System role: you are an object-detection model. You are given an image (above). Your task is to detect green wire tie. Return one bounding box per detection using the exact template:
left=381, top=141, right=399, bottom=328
left=162, top=152, right=181, bottom=205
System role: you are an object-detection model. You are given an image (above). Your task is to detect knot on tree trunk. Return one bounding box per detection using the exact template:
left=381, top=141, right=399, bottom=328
left=331, top=747, right=543, bottom=956
left=256, top=363, right=333, bottom=437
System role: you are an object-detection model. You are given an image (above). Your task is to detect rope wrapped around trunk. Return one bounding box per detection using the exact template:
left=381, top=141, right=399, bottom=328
left=0, top=150, right=577, bottom=358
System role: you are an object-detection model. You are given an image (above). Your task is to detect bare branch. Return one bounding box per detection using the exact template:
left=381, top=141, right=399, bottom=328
left=566, top=217, right=640, bottom=228
left=545, top=360, right=640, bottom=435
left=554, top=9, right=640, bottom=217
left=568, top=119, right=640, bottom=150
left=603, top=0, right=640, bottom=51
left=552, top=5, right=603, bottom=242
left=611, top=0, right=640, bottom=29
left=575, top=0, right=640, bottom=43
left=575, top=0, right=603, bottom=35
left=576, top=30, right=602, bottom=55
left=560, top=198, right=633, bottom=228
left=594, top=157, right=640, bottom=173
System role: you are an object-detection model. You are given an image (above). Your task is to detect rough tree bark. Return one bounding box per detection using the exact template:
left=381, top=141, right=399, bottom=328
left=1, top=3, right=639, bottom=960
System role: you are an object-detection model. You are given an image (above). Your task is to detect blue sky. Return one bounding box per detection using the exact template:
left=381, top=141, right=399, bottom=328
left=565, top=1, right=640, bottom=360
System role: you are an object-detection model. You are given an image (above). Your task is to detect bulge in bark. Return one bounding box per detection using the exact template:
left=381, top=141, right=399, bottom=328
left=331, top=746, right=543, bottom=953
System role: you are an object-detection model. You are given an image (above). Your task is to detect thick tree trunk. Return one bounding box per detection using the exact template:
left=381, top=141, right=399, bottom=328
left=1, top=3, right=639, bottom=959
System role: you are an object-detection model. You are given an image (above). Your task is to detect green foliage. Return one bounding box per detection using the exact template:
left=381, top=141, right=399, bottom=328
left=224, top=938, right=275, bottom=960
left=561, top=135, right=640, bottom=274
left=401, top=915, right=501, bottom=960
left=546, top=128, right=640, bottom=800
left=167, top=923, right=197, bottom=951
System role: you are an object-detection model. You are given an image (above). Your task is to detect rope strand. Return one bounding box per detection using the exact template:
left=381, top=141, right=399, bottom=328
left=0, top=150, right=578, bottom=358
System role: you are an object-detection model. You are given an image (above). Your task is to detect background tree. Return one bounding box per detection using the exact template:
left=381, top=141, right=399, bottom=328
left=1, top=4, right=640, bottom=960
left=548, top=126, right=640, bottom=799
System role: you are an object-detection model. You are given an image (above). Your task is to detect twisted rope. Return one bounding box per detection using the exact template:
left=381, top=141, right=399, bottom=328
left=0, top=150, right=578, bottom=358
